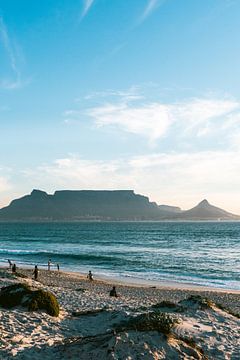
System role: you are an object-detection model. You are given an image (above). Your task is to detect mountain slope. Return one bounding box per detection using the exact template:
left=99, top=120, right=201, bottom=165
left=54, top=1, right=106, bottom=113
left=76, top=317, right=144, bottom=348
left=176, top=199, right=240, bottom=220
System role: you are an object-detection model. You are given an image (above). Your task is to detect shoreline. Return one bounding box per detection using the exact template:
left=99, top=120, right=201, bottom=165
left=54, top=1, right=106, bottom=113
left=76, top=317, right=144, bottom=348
left=62, top=268, right=240, bottom=294
left=2, top=264, right=240, bottom=294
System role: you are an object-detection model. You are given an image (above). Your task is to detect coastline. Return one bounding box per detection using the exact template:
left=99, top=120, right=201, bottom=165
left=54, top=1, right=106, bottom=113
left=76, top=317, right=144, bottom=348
left=0, top=266, right=240, bottom=358
left=1, top=264, right=240, bottom=294
left=61, top=268, right=240, bottom=294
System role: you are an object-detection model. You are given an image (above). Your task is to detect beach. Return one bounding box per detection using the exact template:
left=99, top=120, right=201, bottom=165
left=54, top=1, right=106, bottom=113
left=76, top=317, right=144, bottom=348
left=0, top=266, right=239, bottom=359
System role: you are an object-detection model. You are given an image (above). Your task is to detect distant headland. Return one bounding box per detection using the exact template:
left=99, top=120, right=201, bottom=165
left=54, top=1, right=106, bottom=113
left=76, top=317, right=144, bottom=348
left=0, top=189, right=239, bottom=222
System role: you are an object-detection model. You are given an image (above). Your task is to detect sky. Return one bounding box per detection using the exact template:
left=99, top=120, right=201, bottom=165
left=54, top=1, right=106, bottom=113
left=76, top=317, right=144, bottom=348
left=1, top=0, right=240, bottom=212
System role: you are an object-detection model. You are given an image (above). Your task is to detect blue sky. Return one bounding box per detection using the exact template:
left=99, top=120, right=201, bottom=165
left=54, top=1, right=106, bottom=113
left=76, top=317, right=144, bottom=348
left=1, top=0, right=240, bottom=212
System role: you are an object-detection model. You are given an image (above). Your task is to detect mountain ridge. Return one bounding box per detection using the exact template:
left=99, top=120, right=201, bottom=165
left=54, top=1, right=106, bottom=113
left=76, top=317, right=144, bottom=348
left=0, top=189, right=239, bottom=221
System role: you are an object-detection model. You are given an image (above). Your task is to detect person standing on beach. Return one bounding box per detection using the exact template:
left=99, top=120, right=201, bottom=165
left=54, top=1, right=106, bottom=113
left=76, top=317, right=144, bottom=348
left=48, top=259, right=51, bottom=271
left=8, top=259, right=12, bottom=270
left=87, top=270, right=93, bottom=281
left=33, top=265, right=39, bottom=280
left=12, top=263, right=16, bottom=273
left=57, top=263, right=60, bottom=272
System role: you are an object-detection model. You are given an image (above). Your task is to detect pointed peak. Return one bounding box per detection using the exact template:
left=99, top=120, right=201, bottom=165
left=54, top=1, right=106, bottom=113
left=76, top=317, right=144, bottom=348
left=198, top=199, right=209, bottom=206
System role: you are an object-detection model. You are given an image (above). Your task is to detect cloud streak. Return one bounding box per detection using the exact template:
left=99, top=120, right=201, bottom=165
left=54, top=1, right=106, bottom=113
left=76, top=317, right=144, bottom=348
left=81, top=0, right=95, bottom=19
left=139, top=0, right=166, bottom=23
left=0, top=16, right=25, bottom=90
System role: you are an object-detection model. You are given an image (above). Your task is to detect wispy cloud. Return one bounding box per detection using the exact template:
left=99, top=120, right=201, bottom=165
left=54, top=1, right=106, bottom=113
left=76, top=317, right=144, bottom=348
left=84, top=92, right=239, bottom=144
left=88, top=102, right=173, bottom=142
left=80, top=0, right=95, bottom=20
left=139, top=0, right=166, bottom=23
left=0, top=16, right=25, bottom=90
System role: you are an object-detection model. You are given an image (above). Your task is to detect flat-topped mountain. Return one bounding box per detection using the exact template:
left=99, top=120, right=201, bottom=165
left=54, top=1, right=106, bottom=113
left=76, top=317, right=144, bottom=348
left=0, top=190, right=239, bottom=221
left=0, top=189, right=162, bottom=221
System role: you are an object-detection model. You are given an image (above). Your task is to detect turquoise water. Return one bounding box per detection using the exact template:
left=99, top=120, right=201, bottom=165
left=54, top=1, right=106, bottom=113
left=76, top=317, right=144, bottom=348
left=0, top=222, right=239, bottom=289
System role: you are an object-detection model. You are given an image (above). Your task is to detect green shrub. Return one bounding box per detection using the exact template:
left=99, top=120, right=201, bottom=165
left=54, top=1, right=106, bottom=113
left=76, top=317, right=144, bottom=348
left=118, top=311, right=177, bottom=335
left=0, top=283, right=60, bottom=317
left=28, top=289, right=60, bottom=317
left=0, top=283, right=31, bottom=308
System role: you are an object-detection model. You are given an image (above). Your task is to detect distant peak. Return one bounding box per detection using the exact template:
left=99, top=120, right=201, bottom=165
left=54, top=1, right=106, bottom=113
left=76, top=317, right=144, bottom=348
left=197, top=199, right=210, bottom=207
left=199, top=199, right=209, bottom=204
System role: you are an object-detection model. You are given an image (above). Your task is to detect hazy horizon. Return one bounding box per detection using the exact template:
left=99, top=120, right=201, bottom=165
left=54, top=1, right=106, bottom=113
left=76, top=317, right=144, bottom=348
left=1, top=1, right=240, bottom=213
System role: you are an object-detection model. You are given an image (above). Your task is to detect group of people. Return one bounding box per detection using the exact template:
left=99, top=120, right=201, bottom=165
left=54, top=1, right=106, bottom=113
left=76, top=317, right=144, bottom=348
left=7, top=258, right=60, bottom=281
left=7, top=260, right=118, bottom=297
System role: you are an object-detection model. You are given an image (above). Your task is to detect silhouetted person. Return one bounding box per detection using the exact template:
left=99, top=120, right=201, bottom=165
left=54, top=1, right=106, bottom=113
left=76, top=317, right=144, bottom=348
left=12, top=263, right=16, bottom=273
left=109, top=286, right=118, bottom=297
left=57, top=263, right=60, bottom=272
left=48, top=259, right=51, bottom=271
left=8, top=259, right=12, bottom=269
left=33, top=265, right=39, bottom=280
left=87, top=270, right=93, bottom=281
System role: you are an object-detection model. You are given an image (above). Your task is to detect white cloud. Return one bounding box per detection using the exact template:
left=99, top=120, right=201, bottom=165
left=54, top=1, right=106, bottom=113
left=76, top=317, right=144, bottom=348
left=88, top=102, right=173, bottom=142
left=24, top=156, right=133, bottom=190
left=85, top=95, right=239, bottom=143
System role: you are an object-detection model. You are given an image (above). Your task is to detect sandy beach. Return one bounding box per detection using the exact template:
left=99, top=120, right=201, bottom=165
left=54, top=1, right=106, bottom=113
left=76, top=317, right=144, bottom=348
left=0, top=266, right=239, bottom=359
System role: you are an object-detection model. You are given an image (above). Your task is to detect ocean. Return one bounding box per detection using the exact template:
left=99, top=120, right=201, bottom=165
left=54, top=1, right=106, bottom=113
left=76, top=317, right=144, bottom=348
left=0, top=222, right=239, bottom=290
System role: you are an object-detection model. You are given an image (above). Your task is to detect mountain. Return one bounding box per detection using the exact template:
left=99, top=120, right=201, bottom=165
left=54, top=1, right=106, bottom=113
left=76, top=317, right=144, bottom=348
left=0, top=190, right=239, bottom=221
left=158, top=205, right=182, bottom=213
left=175, top=199, right=240, bottom=220
left=0, top=189, right=163, bottom=221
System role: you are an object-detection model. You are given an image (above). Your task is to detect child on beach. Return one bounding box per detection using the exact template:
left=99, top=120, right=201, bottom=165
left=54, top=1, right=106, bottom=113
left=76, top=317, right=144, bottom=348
left=87, top=270, right=93, bottom=281
left=33, top=265, right=39, bottom=280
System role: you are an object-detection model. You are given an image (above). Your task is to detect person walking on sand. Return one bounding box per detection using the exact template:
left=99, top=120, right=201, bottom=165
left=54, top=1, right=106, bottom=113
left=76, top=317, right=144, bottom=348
left=33, top=265, right=39, bottom=281
left=109, top=286, right=118, bottom=297
left=48, top=259, right=51, bottom=271
left=87, top=270, right=93, bottom=281
left=8, top=259, right=12, bottom=270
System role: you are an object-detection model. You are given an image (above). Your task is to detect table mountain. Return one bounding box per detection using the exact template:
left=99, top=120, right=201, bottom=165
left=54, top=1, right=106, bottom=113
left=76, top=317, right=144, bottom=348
left=0, top=190, right=239, bottom=221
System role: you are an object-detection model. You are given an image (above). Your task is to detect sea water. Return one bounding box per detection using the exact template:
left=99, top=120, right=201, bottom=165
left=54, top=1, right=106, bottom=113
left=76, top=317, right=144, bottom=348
left=0, top=222, right=239, bottom=290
